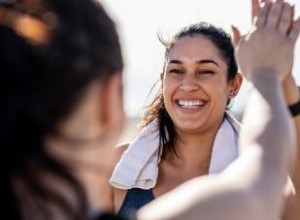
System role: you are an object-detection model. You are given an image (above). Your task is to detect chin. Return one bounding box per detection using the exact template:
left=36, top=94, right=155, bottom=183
left=175, top=120, right=206, bottom=133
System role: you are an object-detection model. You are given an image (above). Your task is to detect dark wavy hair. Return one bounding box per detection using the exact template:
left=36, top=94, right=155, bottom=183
left=140, top=22, right=238, bottom=160
left=0, top=0, right=123, bottom=219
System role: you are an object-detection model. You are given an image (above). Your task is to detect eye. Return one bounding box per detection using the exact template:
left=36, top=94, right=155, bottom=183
left=168, top=68, right=184, bottom=74
left=198, top=70, right=215, bottom=75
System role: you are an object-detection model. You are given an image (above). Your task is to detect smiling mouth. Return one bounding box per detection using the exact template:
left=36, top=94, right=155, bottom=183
left=176, top=99, right=207, bottom=109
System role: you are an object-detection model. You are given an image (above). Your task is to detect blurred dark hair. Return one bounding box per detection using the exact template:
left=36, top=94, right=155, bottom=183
left=140, top=22, right=237, bottom=160
left=0, top=0, right=123, bottom=219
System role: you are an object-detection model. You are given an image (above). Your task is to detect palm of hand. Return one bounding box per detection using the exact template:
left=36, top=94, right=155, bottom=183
left=236, top=27, right=294, bottom=81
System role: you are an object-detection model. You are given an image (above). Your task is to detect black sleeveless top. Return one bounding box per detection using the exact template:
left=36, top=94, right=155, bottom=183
left=117, top=188, right=155, bottom=218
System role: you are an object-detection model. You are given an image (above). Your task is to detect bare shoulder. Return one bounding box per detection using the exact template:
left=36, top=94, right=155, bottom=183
left=113, top=187, right=128, bottom=213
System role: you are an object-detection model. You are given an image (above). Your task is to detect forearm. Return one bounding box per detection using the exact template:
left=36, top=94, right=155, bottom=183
left=292, top=116, right=300, bottom=193
left=238, top=74, right=295, bottom=218
left=282, top=75, right=300, bottom=193
left=241, top=74, right=294, bottom=162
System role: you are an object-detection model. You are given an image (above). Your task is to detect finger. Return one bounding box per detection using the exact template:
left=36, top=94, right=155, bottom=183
left=278, top=3, right=293, bottom=34
left=252, top=0, right=271, bottom=21
left=291, top=5, right=294, bottom=21
left=261, top=0, right=271, bottom=5
left=289, top=17, right=300, bottom=42
left=287, top=5, right=295, bottom=34
left=231, top=25, right=241, bottom=46
left=265, top=0, right=284, bottom=30
left=255, top=1, right=272, bottom=28
left=252, top=0, right=260, bottom=21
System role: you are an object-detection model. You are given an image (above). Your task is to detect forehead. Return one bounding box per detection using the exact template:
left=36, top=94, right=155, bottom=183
left=167, top=36, right=226, bottom=64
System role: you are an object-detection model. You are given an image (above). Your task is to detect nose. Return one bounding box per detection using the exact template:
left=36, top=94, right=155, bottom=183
left=180, top=74, right=199, bottom=92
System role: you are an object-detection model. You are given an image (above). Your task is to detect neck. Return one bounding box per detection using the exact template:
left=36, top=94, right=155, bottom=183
left=168, top=117, right=224, bottom=171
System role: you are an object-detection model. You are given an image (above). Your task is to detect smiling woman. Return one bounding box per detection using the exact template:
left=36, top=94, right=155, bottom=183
left=110, top=22, right=243, bottom=217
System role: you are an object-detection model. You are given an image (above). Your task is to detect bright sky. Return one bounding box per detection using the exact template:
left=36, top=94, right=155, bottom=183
left=100, top=0, right=300, bottom=117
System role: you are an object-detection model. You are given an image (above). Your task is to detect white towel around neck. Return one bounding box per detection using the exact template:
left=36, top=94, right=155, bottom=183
left=110, top=113, right=241, bottom=190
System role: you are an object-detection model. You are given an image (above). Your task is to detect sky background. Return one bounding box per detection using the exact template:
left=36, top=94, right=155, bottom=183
left=100, top=0, right=300, bottom=117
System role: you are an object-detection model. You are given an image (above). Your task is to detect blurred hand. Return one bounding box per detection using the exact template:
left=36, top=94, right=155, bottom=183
left=235, top=0, right=300, bottom=82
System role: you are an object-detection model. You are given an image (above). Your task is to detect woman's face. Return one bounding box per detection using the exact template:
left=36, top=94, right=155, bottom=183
left=163, top=35, right=238, bottom=134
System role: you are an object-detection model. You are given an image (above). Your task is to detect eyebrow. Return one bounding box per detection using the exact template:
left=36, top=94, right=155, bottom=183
left=169, top=59, right=220, bottom=67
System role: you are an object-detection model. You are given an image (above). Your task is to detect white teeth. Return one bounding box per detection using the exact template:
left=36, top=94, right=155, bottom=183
left=178, top=100, right=205, bottom=109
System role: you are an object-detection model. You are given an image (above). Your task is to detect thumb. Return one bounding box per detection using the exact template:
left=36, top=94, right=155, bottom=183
left=231, top=25, right=241, bottom=46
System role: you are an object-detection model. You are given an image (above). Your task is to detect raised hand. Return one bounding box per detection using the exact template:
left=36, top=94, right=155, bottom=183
left=235, top=0, right=300, bottom=82
left=232, top=1, right=299, bottom=104
left=232, top=0, right=272, bottom=46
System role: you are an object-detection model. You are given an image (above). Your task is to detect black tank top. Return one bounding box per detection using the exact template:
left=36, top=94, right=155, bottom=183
left=117, top=188, right=155, bottom=218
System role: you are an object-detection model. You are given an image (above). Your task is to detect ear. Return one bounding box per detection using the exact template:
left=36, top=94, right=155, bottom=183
left=99, top=73, right=125, bottom=136
left=228, top=73, right=243, bottom=98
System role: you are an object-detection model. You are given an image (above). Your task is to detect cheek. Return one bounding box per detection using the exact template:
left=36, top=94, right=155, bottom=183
left=162, top=78, right=174, bottom=101
left=162, top=84, right=171, bottom=111
left=162, top=79, right=177, bottom=115
left=205, top=80, right=230, bottom=108
left=216, top=88, right=230, bottom=110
